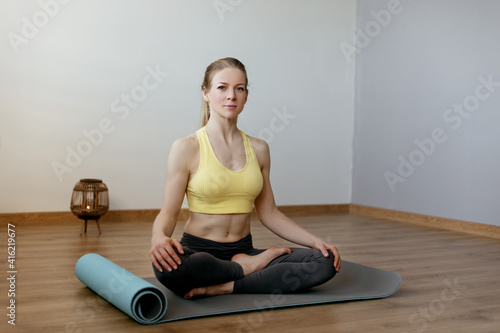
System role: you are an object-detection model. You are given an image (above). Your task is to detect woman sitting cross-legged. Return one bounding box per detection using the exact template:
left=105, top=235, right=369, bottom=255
left=149, top=57, right=341, bottom=299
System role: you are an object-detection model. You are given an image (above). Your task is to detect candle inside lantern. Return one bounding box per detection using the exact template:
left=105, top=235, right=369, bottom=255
left=70, top=179, right=109, bottom=236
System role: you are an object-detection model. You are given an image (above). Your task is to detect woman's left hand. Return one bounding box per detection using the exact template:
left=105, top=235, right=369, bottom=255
left=313, top=241, right=341, bottom=272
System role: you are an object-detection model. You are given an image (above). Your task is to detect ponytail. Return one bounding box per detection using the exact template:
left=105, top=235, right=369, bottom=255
left=200, top=97, right=210, bottom=127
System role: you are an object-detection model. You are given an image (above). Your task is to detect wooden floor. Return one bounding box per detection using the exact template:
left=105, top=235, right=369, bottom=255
left=2, top=213, right=500, bottom=332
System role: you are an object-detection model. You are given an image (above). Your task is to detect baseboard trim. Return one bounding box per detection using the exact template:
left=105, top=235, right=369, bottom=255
left=2, top=204, right=499, bottom=240
left=274, top=204, right=351, bottom=216
left=0, top=204, right=350, bottom=226
left=349, top=204, right=500, bottom=240
left=0, top=210, right=162, bottom=226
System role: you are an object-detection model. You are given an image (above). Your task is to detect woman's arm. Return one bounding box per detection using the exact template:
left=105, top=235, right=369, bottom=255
left=149, top=136, right=196, bottom=272
left=253, top=139, right=341, bottom=272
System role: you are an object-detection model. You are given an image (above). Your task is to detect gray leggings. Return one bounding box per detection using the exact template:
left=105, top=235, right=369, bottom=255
left=153, top=233, right=336, bottom=297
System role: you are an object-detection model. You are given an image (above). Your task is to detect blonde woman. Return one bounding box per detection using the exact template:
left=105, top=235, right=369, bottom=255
left=150, top=57, right=341, bottom=299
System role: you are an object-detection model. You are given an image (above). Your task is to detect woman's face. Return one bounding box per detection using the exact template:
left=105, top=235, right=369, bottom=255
left=203, top=68, right=248, bottom=122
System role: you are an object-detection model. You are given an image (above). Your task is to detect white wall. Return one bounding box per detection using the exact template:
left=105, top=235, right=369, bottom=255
left=0, top=0, right=356, bottom=213
left=352, top=0, right=500, bottom=226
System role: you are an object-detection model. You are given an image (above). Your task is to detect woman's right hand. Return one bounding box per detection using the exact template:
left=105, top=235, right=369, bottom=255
left=149, top=236, right=184, bottom=273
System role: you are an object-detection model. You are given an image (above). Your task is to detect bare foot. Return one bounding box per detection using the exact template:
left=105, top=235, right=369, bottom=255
left=184, top=281, right=234, bottom=299
left=231, top=247, right=291, bottom=276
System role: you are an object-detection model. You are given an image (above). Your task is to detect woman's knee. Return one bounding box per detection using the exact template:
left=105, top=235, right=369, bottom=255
left=152, top=252, right=192, bottom=284
left=152, top=247, right=197, bottom=294
left=310, top=250, right=336, bottom=283
left=285, top=249, right=336, bottom=289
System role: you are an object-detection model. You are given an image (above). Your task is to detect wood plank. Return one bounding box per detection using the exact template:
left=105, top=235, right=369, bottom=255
left=2, top=213, right=499, bottom=332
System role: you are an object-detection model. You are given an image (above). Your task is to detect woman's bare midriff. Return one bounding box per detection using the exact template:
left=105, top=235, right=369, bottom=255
left=183, top=212, right=252, bottom=243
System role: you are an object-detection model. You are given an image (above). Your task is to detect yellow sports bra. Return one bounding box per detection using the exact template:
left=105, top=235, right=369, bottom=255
left=186, top=127, right=264, bottom=214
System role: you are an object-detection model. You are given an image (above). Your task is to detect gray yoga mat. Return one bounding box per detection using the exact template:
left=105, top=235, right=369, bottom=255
left=75, top=253, right=401, bottom=325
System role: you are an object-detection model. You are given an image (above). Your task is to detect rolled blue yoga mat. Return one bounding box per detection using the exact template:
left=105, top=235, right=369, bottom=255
left=75, top=253, right=167, bottom=324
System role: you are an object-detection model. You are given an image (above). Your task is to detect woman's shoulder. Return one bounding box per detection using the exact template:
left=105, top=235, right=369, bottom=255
left=170, top=132, right=199, bottom=155
left=167, top=132, right=200, bottom=171
left=245, top=134, right=270, bottom=160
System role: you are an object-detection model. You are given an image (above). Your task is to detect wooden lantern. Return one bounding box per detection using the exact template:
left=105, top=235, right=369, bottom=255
left=70, top=179, right=109, bottom=235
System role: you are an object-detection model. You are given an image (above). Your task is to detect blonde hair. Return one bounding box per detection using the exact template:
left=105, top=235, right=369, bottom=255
left=200, top=57, right=248, bottom=127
